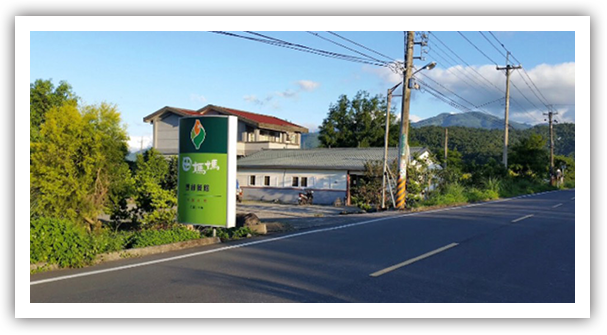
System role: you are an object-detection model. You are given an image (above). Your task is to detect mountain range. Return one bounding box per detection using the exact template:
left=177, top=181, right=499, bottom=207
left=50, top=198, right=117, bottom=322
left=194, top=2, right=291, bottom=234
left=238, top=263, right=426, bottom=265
left=411, top=111, right=531, bottom=130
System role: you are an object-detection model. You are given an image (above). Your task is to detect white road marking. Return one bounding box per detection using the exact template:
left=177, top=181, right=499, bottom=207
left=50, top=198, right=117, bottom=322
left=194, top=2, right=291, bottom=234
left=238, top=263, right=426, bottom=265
left=511, top=214, right=534, bottom=223
left=369, top=243, right=459, bottom=277
left=571, top=197, right=575, bottom=200
left=552, top=203, right=563, bottom=208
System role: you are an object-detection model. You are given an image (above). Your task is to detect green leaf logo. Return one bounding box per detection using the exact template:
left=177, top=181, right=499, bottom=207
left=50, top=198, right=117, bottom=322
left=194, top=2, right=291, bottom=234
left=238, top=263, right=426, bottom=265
left=190, top=119, right=206, bottom=150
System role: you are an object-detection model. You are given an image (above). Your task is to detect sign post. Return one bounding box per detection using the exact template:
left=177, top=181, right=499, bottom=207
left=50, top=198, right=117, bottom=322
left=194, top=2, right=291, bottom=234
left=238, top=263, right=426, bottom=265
left=177, top=115, right=237, bottom=228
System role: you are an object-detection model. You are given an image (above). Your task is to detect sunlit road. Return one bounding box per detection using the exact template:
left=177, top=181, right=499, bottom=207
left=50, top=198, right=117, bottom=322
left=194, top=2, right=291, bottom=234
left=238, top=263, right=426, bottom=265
left=31, top=189, right=575, bottom=303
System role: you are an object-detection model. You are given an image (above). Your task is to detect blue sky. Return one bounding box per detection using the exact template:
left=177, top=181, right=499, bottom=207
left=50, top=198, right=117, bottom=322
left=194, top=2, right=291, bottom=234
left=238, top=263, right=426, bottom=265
left=30, top=28, right=575, bottom=151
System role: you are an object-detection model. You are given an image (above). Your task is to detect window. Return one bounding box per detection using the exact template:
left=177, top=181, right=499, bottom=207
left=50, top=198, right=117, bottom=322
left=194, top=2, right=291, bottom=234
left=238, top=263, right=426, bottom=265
left=264, top=176, right=270, bottom=186
left=292, top=176, right=299, bottom=187
left=249, top=175, right=256, bottom=186
left=301, top=177, right=308, bottom=187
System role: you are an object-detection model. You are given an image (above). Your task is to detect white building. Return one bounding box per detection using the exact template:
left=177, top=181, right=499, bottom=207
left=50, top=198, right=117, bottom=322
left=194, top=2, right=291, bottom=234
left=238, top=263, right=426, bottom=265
left=236, top=147, right=436, bottom=205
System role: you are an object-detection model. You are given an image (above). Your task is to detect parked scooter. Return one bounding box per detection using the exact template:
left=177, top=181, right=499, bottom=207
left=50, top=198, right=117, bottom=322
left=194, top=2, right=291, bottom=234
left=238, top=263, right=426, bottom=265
left=298, top=189, right=314, bottom=205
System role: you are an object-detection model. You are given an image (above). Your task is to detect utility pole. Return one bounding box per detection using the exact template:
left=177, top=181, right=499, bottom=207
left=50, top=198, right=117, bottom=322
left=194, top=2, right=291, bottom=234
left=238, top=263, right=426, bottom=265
left=496, top=52, right=522, bottom=168
left=544, top=110, right=558, bottom=176
left=395, top=31, right=415, bottom=210
left=382, top=81, right=402, bottom=209
left=444, top=127, right=448, bottom=169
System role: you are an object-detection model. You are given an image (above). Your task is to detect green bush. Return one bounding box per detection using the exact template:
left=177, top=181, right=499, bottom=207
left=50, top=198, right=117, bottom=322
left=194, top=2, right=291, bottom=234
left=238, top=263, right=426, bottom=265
left=465, top=188, right=499, bottom=202
left=424, top=183, right=468, bottom=206
left=30, top=217, right=96, bottom=268
left=499, top=178, right=555, bottom=198
left=127, top=225, right=201, bottom=249
left=90, top=229, right=134, bottom=254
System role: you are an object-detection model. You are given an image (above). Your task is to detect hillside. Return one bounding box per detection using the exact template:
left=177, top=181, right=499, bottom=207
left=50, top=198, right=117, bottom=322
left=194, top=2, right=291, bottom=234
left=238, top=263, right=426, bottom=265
left=412, top=111, right=531, bottom=130
left=306, top=123, right=574, bottom=165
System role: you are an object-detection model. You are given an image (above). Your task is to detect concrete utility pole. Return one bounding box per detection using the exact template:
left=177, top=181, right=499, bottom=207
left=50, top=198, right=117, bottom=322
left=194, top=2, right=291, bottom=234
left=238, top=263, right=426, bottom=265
left=496, top=52, right=522, bottom=168
left=382, top=81, right=402, bottom=209
left=396, top=31, right=415, bottom=210
left=444, top=127, right=448, bottom=169
left=544, top=110, right=558, bottom=175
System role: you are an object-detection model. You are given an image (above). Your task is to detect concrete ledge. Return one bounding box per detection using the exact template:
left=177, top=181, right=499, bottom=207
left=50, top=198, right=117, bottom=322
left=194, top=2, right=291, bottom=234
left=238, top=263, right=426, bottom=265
left=94, top=236, right=221, bottom=263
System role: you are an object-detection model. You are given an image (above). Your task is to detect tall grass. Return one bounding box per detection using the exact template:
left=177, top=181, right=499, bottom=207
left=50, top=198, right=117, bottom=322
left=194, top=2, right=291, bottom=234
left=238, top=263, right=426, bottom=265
left=421, top=176, right=557, bottom=208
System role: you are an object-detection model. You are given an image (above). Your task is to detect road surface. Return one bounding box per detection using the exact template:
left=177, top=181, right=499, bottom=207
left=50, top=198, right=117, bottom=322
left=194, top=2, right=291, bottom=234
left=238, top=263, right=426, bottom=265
left=30, top=189, right=575, bottom=303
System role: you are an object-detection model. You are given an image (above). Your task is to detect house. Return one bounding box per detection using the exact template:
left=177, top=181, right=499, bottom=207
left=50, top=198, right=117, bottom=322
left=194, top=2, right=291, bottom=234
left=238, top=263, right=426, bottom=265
left=143, top=104, right=309, bottom=156
left=235, top=147, right=437, bottom=205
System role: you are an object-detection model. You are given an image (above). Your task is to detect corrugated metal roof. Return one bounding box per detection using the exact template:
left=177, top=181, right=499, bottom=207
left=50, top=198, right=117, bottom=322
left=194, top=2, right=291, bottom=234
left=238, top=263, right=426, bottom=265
left=237, top=147, right=428, bottom=171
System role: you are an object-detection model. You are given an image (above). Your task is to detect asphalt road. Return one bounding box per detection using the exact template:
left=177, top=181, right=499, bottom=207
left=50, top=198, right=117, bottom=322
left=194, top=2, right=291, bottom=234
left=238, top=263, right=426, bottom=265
left=30, top=189, right=575, bottom=303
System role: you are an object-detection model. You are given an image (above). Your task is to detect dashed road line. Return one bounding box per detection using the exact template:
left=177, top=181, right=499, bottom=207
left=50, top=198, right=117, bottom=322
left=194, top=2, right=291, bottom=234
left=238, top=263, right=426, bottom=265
left=511, top=214, right=534, bottom=223
left=552, top=203, right=563, bottom=208
left=369, top=243, right=459, bottom=277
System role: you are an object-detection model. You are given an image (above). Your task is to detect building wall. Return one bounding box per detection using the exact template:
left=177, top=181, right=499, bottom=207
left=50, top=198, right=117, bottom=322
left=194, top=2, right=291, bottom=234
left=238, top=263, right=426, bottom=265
left=155, top=113, right=180, bottom=155
left=237, top=168, right=348, bottom=205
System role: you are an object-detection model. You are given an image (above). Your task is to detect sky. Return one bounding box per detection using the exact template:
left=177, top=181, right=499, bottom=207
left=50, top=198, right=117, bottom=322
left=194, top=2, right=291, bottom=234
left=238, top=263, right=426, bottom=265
left=29, top=23, right=576, bottom=153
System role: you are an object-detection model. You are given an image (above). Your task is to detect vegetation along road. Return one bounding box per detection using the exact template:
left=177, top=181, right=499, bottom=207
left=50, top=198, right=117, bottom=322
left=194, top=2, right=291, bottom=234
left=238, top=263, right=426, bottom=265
left=31, top=189, right=575, bottom=303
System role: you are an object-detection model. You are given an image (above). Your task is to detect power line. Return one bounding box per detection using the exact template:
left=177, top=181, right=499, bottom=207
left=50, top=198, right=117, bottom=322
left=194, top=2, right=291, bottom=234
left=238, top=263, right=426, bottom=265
left=488, top=31, right=554, bottom=110
left=245, top=31, right=390, bottom=66
left=429, top=32, right=504, bottom=94
left=431, top=32, right=549, bottom=125
left=210, top=31, right=390, bottom=67
left=457, top=31, right=499, bottom=66
left=426, top=39, right=498, bottom=96
left=326, top=31, right=399, bottom=62
left=306, top=31, right=386, bottom=64
left=479, top=31, right=507, bottom=60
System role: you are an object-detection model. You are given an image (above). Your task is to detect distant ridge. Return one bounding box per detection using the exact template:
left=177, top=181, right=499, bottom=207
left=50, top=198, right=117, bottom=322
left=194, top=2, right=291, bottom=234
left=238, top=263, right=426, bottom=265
left=412, top=111, right=532, bottom=130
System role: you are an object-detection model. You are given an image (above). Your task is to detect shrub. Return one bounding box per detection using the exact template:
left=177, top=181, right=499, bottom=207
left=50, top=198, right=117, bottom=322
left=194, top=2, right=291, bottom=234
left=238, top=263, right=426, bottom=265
left=127, top=225, right=201, bottom=249
left=465, top=188, right=499, bottom=202
left=30, top=217, right=96, bottom=268
left=90, top=229, right=134, bottom=254
left=424, top=183, right=467, bottom=206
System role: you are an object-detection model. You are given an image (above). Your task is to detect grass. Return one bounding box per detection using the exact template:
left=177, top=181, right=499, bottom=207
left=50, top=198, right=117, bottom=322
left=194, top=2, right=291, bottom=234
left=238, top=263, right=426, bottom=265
left=420, top=177, right=559, bottom=208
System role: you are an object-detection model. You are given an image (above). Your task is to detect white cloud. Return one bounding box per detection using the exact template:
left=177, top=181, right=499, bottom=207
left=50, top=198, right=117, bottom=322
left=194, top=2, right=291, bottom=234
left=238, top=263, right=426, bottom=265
left=409, top=114, right=422, bottom=123
left=363, top=63, right=402, bottom=85
left=190, top=93, right=207, bottom=104
left=367, top=61, right=575, bottom=125
left=419, top=62, right=575, bottom=124
left=128, top=135, right=153, bottom=153
left=301, top=122, right=319, bottom=133
left=275, top=89, right=298, bottom=98
left=296, top=80, right=320, bottom=92
left=244, top=79, right=321, bottom=107
left=243, top=94, right=264, bottom=105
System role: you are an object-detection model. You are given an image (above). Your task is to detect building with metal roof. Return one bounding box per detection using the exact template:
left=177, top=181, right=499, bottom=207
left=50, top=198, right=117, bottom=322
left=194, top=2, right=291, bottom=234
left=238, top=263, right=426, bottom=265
left=236, top=147, right=437, bottom=206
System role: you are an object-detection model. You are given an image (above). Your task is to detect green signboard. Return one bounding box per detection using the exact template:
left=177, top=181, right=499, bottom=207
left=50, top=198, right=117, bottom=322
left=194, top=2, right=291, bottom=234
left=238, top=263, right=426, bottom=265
left=177, top=116, right=237, bottom=227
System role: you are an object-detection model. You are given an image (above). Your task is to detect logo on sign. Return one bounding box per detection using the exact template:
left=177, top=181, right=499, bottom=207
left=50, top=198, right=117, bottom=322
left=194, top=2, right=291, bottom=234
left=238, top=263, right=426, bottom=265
left=190, top=119, right=206, bottom=150
left=182, top=156, right=192, bottom=172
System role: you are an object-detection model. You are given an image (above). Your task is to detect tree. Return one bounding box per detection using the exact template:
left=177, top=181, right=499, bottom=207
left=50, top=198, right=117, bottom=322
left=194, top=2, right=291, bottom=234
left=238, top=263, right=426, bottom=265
left=30, top=102, right=130, bottom=230
left=319, top=91, right=397, bottom=148
left=509, top=133, right=550, bottom=178
left=30, top=79, right=78, bottom=143
left=131, top=148, right=177, bottom=229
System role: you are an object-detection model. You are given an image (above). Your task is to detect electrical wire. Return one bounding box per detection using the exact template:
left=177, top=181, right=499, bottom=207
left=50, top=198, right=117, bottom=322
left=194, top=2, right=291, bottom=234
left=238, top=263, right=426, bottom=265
left=489, top=31, right=554, bottom=110
left=210, top=31, right=390, bottom=67
left=326, top=31, right=399, bottom=62
left=306, top=31, right=386, bottom=64
left=457, top=31, right=499, bottom=66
